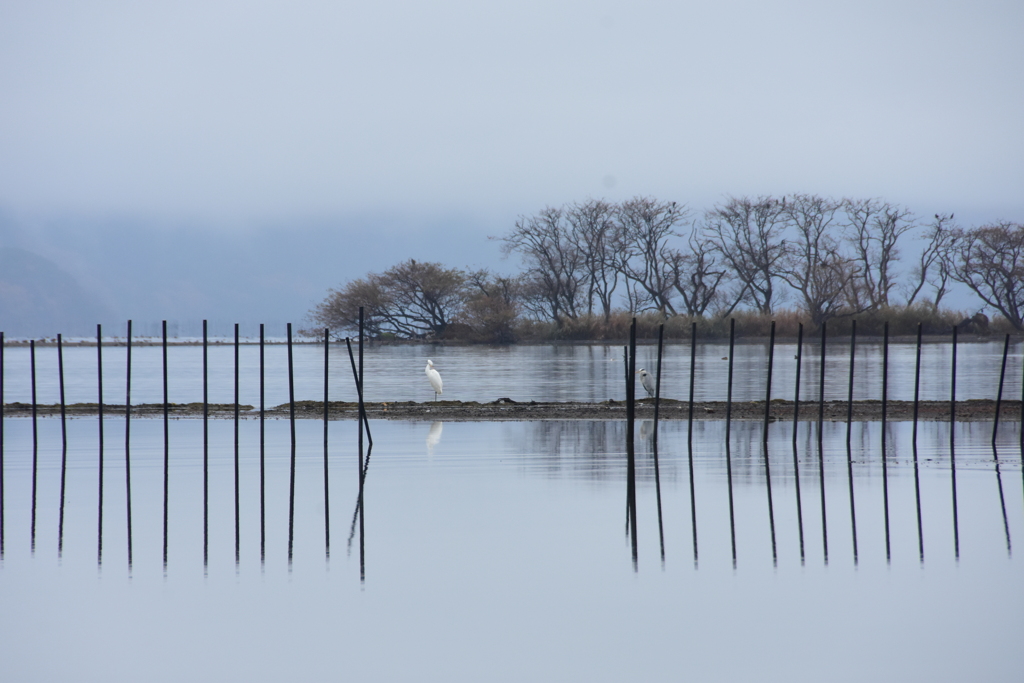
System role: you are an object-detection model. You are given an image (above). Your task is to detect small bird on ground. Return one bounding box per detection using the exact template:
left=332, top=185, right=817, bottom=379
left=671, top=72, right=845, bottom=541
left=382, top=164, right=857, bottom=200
left=637, top=368, right=656, bottom=398
left=425, top=359, right=443, bottom=402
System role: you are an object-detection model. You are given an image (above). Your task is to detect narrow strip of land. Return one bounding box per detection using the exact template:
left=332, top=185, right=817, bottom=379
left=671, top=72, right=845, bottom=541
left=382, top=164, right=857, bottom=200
left=4, top=399, right=1021, bottom=422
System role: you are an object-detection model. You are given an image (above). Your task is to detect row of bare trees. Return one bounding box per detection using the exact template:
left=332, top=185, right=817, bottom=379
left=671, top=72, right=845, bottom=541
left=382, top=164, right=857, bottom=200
left=500, top=195, right=1024, bottom=329
left=307, top=197, right=1024, bottom=339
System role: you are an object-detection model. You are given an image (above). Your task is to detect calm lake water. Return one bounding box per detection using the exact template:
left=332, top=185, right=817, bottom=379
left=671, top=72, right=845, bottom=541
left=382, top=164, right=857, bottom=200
left=0, top=415, right=1021, bottom=681
left=2, top=339, right=1023, bottom=405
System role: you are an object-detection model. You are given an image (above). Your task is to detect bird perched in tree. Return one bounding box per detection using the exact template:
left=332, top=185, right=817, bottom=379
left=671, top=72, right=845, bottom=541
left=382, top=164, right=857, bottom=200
left=637, top=368, right=656, bottom=398
left=425, top=359, right=443, bottom=402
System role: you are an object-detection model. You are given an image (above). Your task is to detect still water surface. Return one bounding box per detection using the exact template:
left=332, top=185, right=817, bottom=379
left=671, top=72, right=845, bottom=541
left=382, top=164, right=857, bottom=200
left=3, top=339, right=1023, bottom=405
left=0, top=416, right=1021, bottom=681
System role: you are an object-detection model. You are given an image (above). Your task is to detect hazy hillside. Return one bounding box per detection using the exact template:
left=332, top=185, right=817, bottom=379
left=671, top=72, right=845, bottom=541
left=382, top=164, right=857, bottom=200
left=0, top=247, right=114, bottom=337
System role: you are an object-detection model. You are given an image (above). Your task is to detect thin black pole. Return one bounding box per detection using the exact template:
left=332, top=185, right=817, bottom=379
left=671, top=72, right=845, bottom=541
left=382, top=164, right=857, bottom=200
left=259, top=323, right=266, bottom=563
left=846, top=320, right=856, bottom=446
left=793, top=323, right=803, bottom=446
left=652, top=323, right=665, bottom=566
left=97, top=324, right=104, bottom=565
left=950, top=324, right=959, bottom=559
left=0, top=331, right=4, bottom=558
left=58, top=334, right=67, bottom=556
left=763, top=322, right=777, bottom=565
left=234, top=323, right=240, bottom=564
left=345, top=339, right=373, bottom=444
left=30, top=340, right=38, bottom=551
left=725, top=318, right=737, bottom=567
left=203, top=319, right=208, bottom=568
left=162, top=321, right=169, bottom=568
left=288, top=323, right=297, bottom=565
left=845, top=322, right=858, bottom=565
left=323, top=328, right=331, bottom=557
left=913, top=323, right=923, bottom=446
left=125, top=320, right=133, bottom=568
left=817, top=322, right=826, bottom=447
left=626, top=317, right=638, bottom=569
left=912, top=438, right=924, bottom=563
left=993, top=334, right=1010, bottom=447
left=358, top=307, right=365, bottom=582
left=881, top=321, right=890, bottom=563
left=687, top=321, right=698, bottom=565
left=792, top=323, right=805, bottom=564
left=763, top=321, right=776, bottom=443
left=817, top=322, right=827, bottom=565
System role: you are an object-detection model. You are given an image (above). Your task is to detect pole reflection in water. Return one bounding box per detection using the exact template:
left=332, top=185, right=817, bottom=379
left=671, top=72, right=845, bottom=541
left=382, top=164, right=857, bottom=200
left=0, top=417, right=1019, bottom=578
left=912, top=440, right=925, bottom=563
left=992, top=446, right=1011, bottom=557
left=817, top=435, right=828, bottom=566
left=791, top=440, right=805, bottom=564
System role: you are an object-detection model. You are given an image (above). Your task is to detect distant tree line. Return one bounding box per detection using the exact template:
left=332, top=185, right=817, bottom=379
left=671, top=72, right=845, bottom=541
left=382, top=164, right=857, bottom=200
left=307, top=196, right=1024, bottom=340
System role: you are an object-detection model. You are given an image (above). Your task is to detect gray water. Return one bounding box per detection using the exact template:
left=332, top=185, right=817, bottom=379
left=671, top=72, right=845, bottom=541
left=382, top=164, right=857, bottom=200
left=0, top=416, right=1021, bottom=681
left=3, top=338, right=1023, bottom=406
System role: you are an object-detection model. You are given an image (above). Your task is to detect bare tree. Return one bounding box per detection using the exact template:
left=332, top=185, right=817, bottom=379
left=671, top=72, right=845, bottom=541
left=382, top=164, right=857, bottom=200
left=906, top=212, right=958, bottom=308
left=613, top=196, right=689, bottom=316
left=843, top=198, right=915, bottom=309
left=497, top=207, right=585, bottom=326
left=564, top=199, right=619, bottom=321
left=703, top=195, right=788, bottom=314
left=667, top=229, right=732, bottom=316
left=461, top=270, right=522, bottom=343
left=308, top=259, right=467, bottom=338
left=778, top=194, right=858, bottom=326
left=950, top=221, right=1024, bottom=330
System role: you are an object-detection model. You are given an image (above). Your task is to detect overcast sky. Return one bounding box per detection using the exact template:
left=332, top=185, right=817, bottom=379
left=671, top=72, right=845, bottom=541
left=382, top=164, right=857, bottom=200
left=2, top=0, right=1022, bottom=223
left=1, top=1, right=1022, bottom=330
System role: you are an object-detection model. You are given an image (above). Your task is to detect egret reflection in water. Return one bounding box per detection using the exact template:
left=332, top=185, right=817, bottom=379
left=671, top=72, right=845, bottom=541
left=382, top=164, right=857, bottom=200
left=426, top=421, right=443, bottom=456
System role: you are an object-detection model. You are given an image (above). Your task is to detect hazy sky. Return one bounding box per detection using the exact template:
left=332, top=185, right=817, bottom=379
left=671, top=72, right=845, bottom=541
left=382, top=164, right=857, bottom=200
left=1, top=1, right=1022, bottom=330
left=2, top=0, right=1022, bottom=223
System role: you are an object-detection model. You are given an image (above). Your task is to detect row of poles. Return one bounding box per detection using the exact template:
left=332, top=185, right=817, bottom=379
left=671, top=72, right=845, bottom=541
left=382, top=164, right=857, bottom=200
left=622, top=319, right=1023, bottom=569
left=1, top=313, right=1022, bottom=571
left=0, top=309, right=372, bottom=578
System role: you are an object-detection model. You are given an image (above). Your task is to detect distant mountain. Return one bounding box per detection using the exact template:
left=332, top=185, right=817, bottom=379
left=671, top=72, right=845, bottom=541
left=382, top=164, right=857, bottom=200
left=0, top=247, right=114, bottom=337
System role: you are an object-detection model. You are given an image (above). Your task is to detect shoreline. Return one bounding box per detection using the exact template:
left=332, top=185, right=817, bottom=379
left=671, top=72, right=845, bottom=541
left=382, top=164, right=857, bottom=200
left=4, top=399, right=1021, bottom=422
left=2, top=333, right=1018, bottom=348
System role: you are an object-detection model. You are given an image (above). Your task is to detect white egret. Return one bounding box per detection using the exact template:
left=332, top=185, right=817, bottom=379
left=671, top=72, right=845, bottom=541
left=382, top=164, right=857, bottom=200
left=637, top=368, right=656, bottom=398
left=425, top=359, right=443, bottom=401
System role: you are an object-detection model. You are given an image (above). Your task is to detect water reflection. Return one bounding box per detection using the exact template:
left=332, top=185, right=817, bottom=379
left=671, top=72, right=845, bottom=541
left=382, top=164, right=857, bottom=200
left=426, top=421, right=443, bottom=456
left=0, top=417, right=1020, bottom=577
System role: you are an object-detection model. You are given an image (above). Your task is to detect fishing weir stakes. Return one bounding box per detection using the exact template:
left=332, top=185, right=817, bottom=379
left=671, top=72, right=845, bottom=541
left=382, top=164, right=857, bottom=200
left=0, top=317, right=1022, bottom=575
